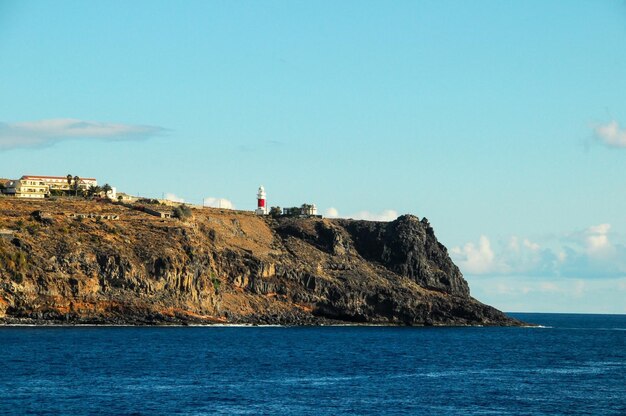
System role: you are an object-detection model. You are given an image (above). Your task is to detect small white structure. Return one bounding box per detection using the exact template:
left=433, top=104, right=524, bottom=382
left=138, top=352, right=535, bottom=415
left=105, top=186, right=117, bottom=200
left=283, top=204, right=318, bottom=217
left=255, top=185, right=267, bottom=215
left=116, top=192, right=137, bottom=202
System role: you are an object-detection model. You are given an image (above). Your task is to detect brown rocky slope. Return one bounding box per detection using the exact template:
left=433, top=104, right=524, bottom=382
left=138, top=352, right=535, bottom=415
left=0, top=198, right=522, bottom=326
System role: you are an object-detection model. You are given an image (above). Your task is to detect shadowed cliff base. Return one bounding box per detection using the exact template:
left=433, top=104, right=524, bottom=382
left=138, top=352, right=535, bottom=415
left=0, top=198, right=523, bottom=326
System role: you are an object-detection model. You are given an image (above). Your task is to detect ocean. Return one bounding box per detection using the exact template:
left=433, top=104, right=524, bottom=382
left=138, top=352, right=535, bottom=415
left=0, top=313, right=624, bottom=415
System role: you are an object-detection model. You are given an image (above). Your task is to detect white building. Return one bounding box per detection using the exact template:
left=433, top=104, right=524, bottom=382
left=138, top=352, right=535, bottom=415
left=3, top=175, right=99, bottom=198
left=283, top=204, right=318, bottom=217
left=4, top=178, right=49, bottom=199
left=21, top=175, right=97, bottom=192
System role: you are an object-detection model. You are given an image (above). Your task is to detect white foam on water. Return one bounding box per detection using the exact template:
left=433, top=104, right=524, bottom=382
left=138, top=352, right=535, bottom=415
left=271, top=374, right=370, bottom=386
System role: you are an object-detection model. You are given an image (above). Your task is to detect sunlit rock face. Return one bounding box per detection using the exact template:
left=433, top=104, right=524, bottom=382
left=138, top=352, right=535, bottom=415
left=0, top=198, right=520, bottom=326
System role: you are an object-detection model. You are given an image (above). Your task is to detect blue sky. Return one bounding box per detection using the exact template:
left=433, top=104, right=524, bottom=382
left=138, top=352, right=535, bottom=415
left=1, top=0, right=625, bottom=313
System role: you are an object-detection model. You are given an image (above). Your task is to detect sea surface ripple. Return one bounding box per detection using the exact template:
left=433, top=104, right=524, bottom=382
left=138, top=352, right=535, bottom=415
left=0, top=313, right=625, bottom=415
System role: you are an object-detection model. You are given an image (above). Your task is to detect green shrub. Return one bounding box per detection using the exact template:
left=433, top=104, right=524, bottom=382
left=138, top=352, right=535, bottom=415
left=269, top=206, right=282, bottom=218
left=211, top=275, right=221, bottom=291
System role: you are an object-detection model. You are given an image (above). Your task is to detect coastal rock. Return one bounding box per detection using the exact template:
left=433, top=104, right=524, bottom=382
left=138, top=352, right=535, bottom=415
left=0, top=198, right=521, bottom=326
left=339, top=215, right=470, bottom=297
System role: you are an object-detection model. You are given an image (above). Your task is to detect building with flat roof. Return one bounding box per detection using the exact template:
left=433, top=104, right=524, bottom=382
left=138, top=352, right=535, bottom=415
left=21, top=175, right=97, bottom=192
left=4, top=178, right=49, bottom=199
left=283, top=204, right=319, bottom=218
left=1, top=175, right=99, bottom=198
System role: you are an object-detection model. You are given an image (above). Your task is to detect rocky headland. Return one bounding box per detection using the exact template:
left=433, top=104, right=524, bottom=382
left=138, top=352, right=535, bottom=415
left=0, top=198, right=522, bottom=326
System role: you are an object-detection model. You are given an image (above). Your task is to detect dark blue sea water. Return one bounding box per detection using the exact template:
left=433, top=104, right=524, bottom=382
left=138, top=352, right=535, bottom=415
left=1, top=313, right=625, bottom=415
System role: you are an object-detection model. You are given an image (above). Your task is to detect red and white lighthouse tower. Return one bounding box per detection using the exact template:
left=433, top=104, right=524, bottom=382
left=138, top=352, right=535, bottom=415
left=255, top=185, right=267, bottom=215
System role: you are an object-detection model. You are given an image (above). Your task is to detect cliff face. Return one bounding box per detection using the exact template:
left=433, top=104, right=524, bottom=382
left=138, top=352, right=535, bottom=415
left=339, top=216, right=470, bottom=297
left=0, top=198, right=521, bottom=326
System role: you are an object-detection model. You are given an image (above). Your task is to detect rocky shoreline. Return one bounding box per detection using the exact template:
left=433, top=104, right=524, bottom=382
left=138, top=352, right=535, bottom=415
left=0, top=198, right=524, bottom=327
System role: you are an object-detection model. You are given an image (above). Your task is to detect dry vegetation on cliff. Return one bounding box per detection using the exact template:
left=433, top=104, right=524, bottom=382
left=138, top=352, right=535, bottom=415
left=0, top=197, right=520, bottom=326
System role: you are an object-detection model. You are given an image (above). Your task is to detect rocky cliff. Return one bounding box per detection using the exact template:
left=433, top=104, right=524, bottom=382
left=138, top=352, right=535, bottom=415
left=0, top=198, right=521, bottom=326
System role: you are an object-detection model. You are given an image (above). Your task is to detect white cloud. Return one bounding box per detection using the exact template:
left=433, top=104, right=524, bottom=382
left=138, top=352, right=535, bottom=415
left=320, top=207, right=398, bottom=221
left=467, top=275, right=626, bottom=314
left=594, top=120, right=626, bottom=148
left=325, top=207, right=339, bottom=218
left=585, top=223, right=613, bottom=256
left=523, top=239, right=540, bottom=251
left=450, top=235, right=496, bottom=274
left=0, top=118, right=165, bottom=150
left=453, top=224, right=626, bottom=279
left=350, top=209, right=398, bottom=222
left=451, top=235, right=549, bottom=275
left=164, top=193, right=185, bottom=203
left=588, top=223, right=610, bottom=234
left=203, top=197, right=234, bottom=209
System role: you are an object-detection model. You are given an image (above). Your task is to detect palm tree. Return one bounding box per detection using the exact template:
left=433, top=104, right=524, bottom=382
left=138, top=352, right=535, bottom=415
left=66, top=174, right=73, bottom=196
left=102, top=184, right=112, bottom=199
left=73, top=176, right=80, bottom=197
left=87, top=185, right=101, bottom=197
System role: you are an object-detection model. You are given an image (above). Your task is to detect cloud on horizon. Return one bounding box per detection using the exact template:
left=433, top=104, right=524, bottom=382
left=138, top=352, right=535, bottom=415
left=466, top=274, right=626, bottom=314
left=164, top=193, right=185, bottom=203
left=203, top=197, right=235, bottom=209
left=324, top=207, right=339, bottom=218
left=594, top=120, right=626, bottom=148
left=451, top=224, right=626, bottom=279
left=351, top=209, right=399, bottom=222
left=323, top=207, right=398, bottom=222
left=0, top=118, right=166, bottom=150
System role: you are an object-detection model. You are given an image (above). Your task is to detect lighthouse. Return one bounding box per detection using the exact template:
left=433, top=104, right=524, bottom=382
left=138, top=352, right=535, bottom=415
left=255, top=185, right=267, bottom=215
